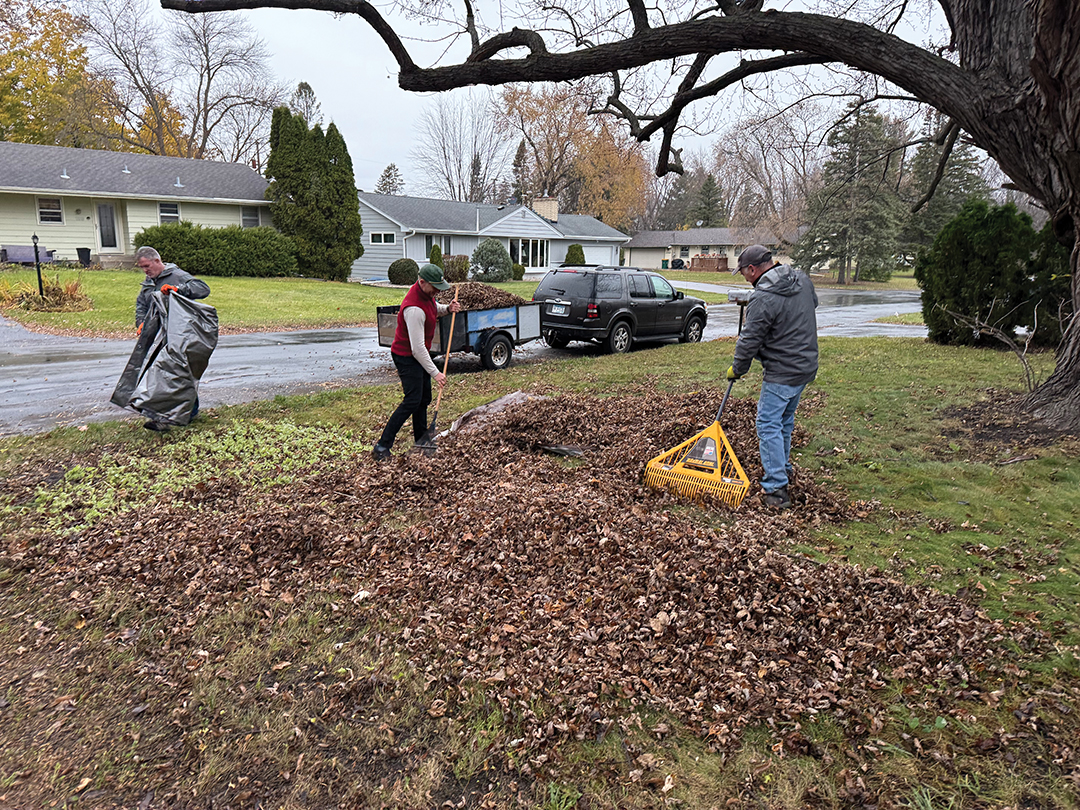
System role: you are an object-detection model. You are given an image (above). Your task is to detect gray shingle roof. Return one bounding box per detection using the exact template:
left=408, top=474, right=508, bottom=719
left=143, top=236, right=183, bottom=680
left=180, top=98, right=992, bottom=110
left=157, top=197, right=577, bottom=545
left=358, top=192, right=628, bottom=241
left=0, top=141, right=269, bottom=203
left=624, top=227, right=780, bottom=248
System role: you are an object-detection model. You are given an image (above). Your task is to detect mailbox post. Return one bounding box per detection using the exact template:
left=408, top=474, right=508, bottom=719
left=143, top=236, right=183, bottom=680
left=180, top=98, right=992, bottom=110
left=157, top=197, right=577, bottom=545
left=32, top=233, right=44, bottom=298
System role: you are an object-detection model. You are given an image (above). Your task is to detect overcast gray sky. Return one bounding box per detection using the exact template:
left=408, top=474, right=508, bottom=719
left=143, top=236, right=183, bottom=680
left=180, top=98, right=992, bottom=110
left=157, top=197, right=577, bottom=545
left=235, top=6, right=469, bottom=193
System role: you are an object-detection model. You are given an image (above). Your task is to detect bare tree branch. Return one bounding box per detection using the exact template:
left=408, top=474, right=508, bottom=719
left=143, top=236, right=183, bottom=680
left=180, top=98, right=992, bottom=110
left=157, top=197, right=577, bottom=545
left=911, top=120, right=960, bottom=213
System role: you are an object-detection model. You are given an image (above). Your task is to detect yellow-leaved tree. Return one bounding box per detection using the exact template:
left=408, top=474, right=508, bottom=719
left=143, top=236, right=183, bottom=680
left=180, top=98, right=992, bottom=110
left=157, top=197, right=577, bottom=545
left=0, top=1, right=118, bottom=146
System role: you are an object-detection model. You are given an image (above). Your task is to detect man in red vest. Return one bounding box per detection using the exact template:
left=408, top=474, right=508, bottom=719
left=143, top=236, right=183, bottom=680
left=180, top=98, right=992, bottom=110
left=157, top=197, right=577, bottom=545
left=374, top=263, right=462, bottom=460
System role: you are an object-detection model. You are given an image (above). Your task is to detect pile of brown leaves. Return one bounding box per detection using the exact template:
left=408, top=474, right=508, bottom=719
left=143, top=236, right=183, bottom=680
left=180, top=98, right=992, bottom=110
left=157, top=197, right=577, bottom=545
left=436, top=281, right=528, bottom=310
left=11, top=386, right=1060, bottom=782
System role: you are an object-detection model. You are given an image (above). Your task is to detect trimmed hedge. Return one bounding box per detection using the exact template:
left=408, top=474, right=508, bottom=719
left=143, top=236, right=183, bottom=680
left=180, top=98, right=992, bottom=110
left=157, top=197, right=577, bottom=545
left=512, top=263, right=525, bottom=280
left=444, top=254, right=469, bottom=283
left=134, top=221, right=299, bottom=278
left=564, top=243, right=585, bottom=265
left=428, top=244, right=444, bottom=269
left=388, top=258, right=419, bottom=285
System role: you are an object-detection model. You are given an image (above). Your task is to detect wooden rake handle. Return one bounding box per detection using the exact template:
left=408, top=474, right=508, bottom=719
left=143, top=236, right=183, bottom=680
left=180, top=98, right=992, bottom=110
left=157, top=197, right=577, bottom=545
left=431, top=283, right=459, bottom=412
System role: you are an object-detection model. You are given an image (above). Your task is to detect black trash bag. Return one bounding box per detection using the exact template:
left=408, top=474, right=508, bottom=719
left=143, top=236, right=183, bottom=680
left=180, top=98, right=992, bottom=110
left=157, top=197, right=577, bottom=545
left=111, top=291, right=218, bottom=426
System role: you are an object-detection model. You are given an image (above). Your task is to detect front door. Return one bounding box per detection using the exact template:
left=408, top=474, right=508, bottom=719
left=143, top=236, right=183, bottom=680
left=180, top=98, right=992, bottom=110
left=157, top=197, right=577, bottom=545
left=96, top=202, right=119, bottom=252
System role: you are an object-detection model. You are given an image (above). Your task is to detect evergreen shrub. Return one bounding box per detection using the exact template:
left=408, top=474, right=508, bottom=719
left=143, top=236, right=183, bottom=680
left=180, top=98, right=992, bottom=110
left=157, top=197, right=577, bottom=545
left=428, top=244, right=444, bottom=269
left=914, top=200, right=1070, bottom=347
left=388, top=258, right=419, bottom=285
left=512, top=263, right=525, bottom=280
left=564, top=244, right=585, bottom=265
left=444, top=255, right=469, bottom=283
left=135, top=222, right=299, bottom=277
left=471, top=238, right=512, bottom=283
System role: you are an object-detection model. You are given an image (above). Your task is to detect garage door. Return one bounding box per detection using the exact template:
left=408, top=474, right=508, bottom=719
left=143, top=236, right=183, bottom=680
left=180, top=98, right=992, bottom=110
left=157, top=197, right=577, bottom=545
left=584, top=245, right=614, bottom=265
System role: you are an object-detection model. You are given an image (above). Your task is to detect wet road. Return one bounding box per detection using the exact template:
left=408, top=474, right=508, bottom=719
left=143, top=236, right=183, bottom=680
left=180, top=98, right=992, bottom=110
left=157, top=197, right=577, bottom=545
left=0, top=284, right=924, bottom=437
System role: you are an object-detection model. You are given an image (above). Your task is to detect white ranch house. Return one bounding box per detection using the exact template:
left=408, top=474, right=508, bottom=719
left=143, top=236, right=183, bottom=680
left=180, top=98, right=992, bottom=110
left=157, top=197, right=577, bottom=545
left=352, top=193, right=628, bottom=281
left=0, top=141, right=270, bottom=267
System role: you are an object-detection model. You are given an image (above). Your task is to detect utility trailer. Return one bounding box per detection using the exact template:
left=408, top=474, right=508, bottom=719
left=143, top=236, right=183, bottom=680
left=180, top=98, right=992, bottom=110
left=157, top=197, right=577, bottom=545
left=377, top=302, right=541, bottom=370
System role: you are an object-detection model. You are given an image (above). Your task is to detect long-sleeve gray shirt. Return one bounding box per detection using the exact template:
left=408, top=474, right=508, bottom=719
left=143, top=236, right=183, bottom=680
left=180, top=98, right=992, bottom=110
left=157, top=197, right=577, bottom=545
left=135, top=264, right=210, bottom=327
left=732, top=263, right=819, bottom=386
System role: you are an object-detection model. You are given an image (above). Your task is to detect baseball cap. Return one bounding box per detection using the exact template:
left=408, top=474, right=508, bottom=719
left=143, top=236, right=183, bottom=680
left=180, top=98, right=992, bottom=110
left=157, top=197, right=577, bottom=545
left=418, top=263, right=451, bottom=290
left=734, top=244, right=772, bottom=274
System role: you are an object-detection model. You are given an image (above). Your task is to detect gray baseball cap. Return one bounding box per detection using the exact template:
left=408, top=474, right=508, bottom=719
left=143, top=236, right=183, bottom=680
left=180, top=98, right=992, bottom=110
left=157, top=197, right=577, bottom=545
left=734, top=244, right=772, bottom=273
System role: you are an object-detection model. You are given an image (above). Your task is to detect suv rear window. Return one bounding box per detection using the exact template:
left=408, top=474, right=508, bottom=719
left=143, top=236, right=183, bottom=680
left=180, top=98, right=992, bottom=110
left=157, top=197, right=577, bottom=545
left=594, top=273, right=624, bottom=299
left=537, top=270, right=595, bottom=298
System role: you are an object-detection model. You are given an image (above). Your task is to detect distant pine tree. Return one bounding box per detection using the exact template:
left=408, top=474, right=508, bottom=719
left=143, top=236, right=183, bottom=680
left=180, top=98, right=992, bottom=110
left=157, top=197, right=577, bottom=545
left=375, top=163, right=405, bottom=195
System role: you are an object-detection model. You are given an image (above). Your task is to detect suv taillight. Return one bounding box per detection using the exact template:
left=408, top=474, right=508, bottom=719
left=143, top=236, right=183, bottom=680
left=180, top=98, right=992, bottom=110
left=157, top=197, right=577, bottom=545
left=587, top=303, right=599, bottom=319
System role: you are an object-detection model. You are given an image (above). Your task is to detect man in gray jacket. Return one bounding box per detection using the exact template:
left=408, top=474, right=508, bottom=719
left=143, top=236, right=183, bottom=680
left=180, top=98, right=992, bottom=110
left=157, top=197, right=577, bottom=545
left=726, top=244, right=818, bottom=509
left=134, top=246, right=210, bottom=331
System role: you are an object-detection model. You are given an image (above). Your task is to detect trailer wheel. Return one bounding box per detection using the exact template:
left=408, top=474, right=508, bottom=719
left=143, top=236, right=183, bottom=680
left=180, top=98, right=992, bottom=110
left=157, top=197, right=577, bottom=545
left=482, top=334, right=513, bottom=370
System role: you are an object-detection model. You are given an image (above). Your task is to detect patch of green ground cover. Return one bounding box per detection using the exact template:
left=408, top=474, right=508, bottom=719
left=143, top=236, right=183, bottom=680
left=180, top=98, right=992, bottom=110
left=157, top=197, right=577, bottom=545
left=2, top=418, right=366, bottom=535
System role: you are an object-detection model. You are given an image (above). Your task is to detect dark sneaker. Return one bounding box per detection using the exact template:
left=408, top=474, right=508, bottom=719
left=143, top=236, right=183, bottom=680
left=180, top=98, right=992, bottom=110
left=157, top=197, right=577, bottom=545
left=763, top=487, right=793, bottom=509
left=143, top=420, right=170, bottom=432
left=372, top=444, right=391, bottom=462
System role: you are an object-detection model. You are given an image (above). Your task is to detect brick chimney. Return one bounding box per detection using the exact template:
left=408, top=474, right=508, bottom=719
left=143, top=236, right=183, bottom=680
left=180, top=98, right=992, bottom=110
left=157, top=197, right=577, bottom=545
left=531, top=196, right=559, bottom=222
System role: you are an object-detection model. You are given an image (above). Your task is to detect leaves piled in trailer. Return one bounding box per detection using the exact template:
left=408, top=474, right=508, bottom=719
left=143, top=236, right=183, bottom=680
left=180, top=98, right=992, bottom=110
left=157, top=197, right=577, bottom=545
left=6, top=386, right=1063, bottom=787
left=436, top=281, right=528, bottom=309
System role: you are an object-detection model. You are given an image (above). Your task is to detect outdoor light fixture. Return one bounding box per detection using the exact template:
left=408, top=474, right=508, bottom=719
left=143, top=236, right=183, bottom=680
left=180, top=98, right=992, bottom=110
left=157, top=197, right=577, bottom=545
left=31, top=233, right=44, bottom=298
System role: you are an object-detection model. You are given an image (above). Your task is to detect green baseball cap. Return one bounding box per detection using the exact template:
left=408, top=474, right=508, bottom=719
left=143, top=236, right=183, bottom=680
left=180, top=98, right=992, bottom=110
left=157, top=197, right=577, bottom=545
left=418, top=263, right=451, bottom=290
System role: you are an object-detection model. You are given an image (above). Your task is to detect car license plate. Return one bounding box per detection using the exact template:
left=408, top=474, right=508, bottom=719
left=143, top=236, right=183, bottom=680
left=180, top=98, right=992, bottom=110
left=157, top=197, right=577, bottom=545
left=550, top=304, right=567, bottom=315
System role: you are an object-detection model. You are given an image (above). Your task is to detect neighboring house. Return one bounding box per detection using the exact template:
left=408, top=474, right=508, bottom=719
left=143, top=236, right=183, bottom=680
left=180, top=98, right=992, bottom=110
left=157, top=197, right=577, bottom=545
left=352, top=193, right=629, bottom=280
left=623, top=227, right=794, bottom=272
left=0, top=141, right=271, bottom=267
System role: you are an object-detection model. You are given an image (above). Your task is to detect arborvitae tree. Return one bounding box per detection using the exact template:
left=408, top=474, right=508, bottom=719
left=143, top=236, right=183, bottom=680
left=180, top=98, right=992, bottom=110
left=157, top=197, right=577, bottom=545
left=428, top=243, right=444, bottom=268
left=265, top=107, right=363, bottom=281
left=794, top=103, right=906, bottom=283
left=375, top=163, right=405, bottom=195
left=564, top=244, right=586, bottom=264
left=288, top=82, right=322, bottom=127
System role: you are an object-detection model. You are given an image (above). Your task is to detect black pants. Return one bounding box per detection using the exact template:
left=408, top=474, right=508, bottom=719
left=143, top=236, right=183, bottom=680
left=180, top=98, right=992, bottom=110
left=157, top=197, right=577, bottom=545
left=378, top=353, right=432, bottom=448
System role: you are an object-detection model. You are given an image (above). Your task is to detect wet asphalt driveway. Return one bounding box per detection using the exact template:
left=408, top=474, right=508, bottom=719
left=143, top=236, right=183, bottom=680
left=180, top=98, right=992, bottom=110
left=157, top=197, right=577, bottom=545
left=1, top=285, right=924, bottom=437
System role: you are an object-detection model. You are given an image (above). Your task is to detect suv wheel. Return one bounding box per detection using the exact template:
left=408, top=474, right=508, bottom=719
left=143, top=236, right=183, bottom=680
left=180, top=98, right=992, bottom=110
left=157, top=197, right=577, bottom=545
left=680, top=314, right=704, bottom=344
left=544, top=330, right=570, bottom=349
left=605, top=321, right=633, bottom=354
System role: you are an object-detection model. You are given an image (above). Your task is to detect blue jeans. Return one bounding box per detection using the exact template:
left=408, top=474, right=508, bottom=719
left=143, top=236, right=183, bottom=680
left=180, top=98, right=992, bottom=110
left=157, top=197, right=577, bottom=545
left=756, top=381, right=807, bottom=493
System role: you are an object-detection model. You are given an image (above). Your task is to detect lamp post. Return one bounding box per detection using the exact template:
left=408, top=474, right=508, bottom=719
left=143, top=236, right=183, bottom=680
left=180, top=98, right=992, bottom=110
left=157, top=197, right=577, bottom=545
left=31, top=233, right=44, bottom=298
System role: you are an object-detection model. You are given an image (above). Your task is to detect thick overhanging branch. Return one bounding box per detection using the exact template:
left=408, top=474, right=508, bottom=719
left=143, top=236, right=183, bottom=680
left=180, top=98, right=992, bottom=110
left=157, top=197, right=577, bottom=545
left=159, top=0, right=417, bottom=73
left=467, top=28, right=549, bottom=62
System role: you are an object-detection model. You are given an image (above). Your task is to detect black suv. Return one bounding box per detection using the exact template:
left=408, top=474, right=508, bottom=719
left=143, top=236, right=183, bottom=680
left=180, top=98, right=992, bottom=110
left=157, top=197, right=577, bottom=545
left=532, top=265, right=708, bottom=353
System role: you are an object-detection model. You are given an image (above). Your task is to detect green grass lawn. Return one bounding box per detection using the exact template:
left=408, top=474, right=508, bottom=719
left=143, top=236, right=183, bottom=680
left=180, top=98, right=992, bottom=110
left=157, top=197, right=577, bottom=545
left=0, top=268, right=738, bottom=336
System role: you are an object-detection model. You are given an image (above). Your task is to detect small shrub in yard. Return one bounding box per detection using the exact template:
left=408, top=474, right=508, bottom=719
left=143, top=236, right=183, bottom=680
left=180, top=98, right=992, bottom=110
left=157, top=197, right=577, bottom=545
left=471, top=238, right=512, bottom=283
left=0, top=273, right=91, bottom=311
left=444, top=254, right=469, bottom=283
left=428, top=244, right=444, bottom=269
left=388, top=258, right=419, bottom=285
left=135, top=222, right=299, bottom=278
left=512, top=263, right=525, bottom=280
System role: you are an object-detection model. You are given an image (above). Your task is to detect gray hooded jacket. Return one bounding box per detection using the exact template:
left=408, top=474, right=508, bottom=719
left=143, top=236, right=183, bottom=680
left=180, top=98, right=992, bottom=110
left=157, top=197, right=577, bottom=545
left=732, top=263, right=818, bottom=386
left=136, top=263, right=210, bottom=327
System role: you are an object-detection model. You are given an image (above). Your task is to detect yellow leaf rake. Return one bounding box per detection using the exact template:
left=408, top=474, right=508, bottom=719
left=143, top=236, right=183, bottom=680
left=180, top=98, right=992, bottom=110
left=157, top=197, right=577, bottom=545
left=643, top=380, right=750, bottom=508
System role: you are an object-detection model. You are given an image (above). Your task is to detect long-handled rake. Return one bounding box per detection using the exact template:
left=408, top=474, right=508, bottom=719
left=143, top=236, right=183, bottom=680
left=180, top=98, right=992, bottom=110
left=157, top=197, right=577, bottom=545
left=413, top=284, right=459, bottom=455
left=643, top=380, right=750, bottom=507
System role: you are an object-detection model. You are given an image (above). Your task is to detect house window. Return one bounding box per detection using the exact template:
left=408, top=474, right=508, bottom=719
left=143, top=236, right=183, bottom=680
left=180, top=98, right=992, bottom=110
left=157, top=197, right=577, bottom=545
left=425, top=235, right=452, bottom=257
left=241, top=206, right=261, bottom=228
left=679, top=246, right=690, bottom=258
left=509, top=238, right=548, bottom=268
left=371, top=233, right=396, bottom=244
left=701, top=245, right=710, bottom=253
left=159, top=202, right=180, bottom=224
left=37, top=197, right=63, bottom=224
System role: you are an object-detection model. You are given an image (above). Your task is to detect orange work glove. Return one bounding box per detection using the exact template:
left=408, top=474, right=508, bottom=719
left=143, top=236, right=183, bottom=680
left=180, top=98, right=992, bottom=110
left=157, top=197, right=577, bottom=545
left=136, top=322, right=143, bottom=336
left=160, top=284, right=178, bottom=295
